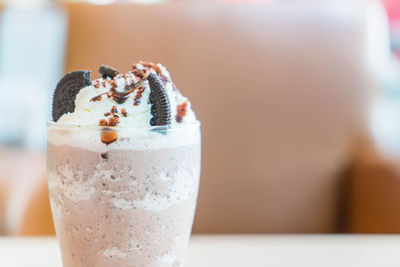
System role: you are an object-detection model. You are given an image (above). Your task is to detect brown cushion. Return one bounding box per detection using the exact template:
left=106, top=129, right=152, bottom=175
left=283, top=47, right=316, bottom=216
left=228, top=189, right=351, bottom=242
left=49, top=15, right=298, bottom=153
left=346, top=142, right=400, bottom=233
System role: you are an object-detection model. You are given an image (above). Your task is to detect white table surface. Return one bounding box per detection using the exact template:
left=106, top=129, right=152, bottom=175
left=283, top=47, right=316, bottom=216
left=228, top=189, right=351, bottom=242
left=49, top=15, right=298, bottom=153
left=1, top=235, right=400, bottom=267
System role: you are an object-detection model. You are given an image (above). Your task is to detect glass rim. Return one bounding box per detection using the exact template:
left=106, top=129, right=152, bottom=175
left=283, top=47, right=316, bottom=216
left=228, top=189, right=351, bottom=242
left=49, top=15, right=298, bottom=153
left=47, top=120, right=201, bottom=132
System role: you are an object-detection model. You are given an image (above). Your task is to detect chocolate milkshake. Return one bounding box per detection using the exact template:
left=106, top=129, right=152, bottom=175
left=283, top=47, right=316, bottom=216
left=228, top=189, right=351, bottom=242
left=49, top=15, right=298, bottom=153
left=47, top=62, right=201, bottom=267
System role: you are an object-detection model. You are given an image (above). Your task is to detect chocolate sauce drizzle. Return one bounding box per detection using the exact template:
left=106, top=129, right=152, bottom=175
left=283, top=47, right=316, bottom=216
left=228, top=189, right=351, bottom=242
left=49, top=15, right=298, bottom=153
left=90, top=94, right=104, bottom=102
left=91, top=79, right=146, bottom=105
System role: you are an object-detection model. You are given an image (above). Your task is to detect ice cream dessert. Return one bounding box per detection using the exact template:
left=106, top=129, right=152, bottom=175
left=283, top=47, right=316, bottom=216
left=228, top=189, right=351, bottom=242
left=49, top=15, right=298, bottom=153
left=47, top=62, right=201, bottom=267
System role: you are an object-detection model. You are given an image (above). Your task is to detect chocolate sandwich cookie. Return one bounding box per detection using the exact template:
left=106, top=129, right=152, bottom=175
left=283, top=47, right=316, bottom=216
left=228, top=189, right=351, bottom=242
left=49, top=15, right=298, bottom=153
left=99, top=65, right=119, bottom=79
left=148, top=73, right=172, bottom=127
left=52, top=70, right=91, bottom=122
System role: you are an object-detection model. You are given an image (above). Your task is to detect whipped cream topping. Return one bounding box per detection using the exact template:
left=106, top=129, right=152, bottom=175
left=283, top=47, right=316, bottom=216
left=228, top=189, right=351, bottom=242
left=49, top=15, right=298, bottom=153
left=57, top=62, right=197, bottom=128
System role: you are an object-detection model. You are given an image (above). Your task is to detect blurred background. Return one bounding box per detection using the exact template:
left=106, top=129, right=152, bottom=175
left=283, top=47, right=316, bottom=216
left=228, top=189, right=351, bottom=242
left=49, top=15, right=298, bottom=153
left=0, top=0, right=400, bottom=235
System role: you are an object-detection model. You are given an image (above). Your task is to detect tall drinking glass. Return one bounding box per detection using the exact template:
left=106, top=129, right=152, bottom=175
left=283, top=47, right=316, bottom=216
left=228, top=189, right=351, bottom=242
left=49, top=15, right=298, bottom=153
left=47, top=122, right=201, bottom=267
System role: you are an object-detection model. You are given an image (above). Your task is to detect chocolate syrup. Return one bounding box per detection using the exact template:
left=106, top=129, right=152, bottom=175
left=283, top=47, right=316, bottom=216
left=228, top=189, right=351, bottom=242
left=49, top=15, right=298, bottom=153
left=90, top=94, right=103, bottom=102
left=110, top=89, right=130, bottom=104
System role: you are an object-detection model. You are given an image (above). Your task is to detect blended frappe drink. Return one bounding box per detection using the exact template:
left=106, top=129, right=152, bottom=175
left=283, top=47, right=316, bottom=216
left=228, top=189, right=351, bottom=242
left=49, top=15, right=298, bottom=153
left=47, top=62, right=200, bottom=267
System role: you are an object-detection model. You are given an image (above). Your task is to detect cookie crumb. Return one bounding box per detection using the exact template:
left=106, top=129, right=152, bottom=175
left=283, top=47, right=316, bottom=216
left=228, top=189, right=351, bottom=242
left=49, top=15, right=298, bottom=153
left=101, top=131, right=118, bottom=145
left=99, top=119, right=108, bottom=126
left=175, top=101, right=188, bottom=123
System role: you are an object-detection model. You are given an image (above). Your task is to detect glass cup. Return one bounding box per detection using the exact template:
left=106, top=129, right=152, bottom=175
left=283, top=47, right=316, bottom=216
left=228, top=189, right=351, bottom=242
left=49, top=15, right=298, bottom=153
left=47, top=122, right=201, bottom=267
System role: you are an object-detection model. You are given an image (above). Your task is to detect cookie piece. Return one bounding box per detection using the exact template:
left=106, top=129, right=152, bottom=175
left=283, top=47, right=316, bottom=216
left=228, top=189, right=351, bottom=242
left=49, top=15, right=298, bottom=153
left=99, top=65, right=119, bottom=79
left=148, top=73, right=171, bottom=126
left=52, top=71, right=91, bottom=122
